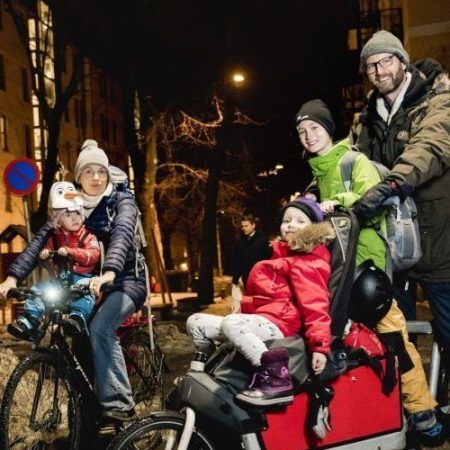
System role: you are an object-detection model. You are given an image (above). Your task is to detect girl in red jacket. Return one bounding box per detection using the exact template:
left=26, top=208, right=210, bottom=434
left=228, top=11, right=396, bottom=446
left=7, top=181, right=100, bottom=341
left=187, top=197, right=335, bottom=406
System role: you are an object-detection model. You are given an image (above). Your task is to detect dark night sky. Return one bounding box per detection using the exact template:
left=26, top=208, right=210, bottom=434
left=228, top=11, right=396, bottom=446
left=69, top=0, right=355, bottom=226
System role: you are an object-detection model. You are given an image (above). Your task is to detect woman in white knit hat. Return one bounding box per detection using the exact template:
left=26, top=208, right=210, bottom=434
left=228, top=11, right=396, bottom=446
left=70, top=139, right=148, bottom=423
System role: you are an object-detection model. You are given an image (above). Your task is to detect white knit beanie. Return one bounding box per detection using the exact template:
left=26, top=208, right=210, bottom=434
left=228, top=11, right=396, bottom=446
left=74, top=139, right=110, bottom=183
left=360, top=30, right=410, bottom=71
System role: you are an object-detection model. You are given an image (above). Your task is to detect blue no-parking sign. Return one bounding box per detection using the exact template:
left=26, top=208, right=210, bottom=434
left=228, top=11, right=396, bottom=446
left=3, top=157, right=41, bottom=196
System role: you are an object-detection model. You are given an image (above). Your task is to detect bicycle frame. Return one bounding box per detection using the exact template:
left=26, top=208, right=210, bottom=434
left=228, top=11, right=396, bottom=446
left=32, top=309, right=101, bottom=428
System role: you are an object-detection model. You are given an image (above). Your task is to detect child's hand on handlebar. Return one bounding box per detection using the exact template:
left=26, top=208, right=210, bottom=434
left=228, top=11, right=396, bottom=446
left=0, top=276, right=18, bottom=300
left=312, top=352, right=327, bottom=375
left=90, top=271, right=116, bottom=302
left=57, top=247, right=68, bottom=257
left=39, top=249, right=51, bottom=260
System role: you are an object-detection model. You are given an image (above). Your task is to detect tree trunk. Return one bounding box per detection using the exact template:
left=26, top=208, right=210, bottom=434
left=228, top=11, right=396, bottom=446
left=197, top=101, right=231, bottom=305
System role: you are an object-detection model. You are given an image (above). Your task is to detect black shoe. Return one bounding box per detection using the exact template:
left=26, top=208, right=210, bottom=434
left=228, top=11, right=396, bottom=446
left=101, top=408, right=136, bottom=423
left=410, top=410, right=446, bottom=448
left=62, top=315, right=84, bottom=336
left=7, top=322, right=33, bottom=342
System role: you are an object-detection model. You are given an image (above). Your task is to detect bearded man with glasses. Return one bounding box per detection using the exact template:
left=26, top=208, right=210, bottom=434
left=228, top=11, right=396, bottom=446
left=350, top=29, right=450, bottom=447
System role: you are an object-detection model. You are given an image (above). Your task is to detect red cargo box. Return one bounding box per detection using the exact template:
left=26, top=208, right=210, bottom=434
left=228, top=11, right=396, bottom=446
left=263, top=361, right=403, bottom=449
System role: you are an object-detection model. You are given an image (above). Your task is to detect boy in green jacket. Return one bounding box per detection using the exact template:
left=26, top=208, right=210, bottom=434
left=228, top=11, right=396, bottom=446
left=295, top=98, right=443, bottom=447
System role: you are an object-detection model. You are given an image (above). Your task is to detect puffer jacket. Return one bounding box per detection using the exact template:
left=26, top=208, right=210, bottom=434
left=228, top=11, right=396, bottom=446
left=83, top=190, right=147, bottom=309
left=353, top=59, right=450, bottom=281
left=43, top=225, right=100, bottom=275
left=241, top=222, right=334, bottom=355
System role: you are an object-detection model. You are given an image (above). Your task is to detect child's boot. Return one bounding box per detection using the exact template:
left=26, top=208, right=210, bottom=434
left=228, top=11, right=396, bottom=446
left=236, top=347, right=293, bottom=406
left=410, top=409, right=447, bottom=447
left=7, top=315, right=39, bottom=342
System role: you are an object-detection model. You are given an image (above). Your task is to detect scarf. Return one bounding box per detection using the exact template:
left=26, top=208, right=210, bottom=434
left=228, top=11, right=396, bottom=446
left=81, top=182, right=114, bottom=218
left=376, top=72, right=412, bottom=125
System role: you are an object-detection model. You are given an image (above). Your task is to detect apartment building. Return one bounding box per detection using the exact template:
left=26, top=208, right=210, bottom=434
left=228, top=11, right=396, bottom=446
left=0, top=0, right=128, bottom=274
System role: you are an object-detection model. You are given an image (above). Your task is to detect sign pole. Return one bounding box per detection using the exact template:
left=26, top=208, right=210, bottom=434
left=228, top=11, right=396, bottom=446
left=23, top=196, right=37, bottom=284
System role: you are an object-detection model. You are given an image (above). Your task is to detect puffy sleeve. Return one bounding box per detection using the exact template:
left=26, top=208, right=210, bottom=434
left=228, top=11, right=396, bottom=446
left=65, top=232, right=101, bottom=268
left=102, top=192, right=138, bottom=274
left=289, top=250, right=332, bottom=355
left=390, top=93, right=450, bottom=189
left=7, top=222, right=54, bottom=282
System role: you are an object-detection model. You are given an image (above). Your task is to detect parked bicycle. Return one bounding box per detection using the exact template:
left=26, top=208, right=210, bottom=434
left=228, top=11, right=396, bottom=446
left=0, top=267, right=166, bottom=449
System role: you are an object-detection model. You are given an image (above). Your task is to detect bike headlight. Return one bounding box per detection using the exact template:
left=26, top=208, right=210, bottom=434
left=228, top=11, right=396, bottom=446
left=43, top=286, right=62, bottom=303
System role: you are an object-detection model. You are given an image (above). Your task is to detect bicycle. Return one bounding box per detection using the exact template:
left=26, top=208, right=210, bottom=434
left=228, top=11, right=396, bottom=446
left=0, top=273, right=166, bottom=449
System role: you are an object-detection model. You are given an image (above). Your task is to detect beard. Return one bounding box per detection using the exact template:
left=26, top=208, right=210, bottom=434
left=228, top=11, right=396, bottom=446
left=375, top=68, right=405, bottom=95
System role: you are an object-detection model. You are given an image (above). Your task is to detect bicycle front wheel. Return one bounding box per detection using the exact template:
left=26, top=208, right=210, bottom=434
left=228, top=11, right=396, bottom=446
left=122, top=328, right=166, bottom=413
left=0, top=352, right=81, bottom=450
left=107, top=416, right=215, bottom=450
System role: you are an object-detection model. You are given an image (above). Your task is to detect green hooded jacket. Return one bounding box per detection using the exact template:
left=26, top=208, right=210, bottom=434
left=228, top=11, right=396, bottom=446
left=308, top=138, right=387, bottom=270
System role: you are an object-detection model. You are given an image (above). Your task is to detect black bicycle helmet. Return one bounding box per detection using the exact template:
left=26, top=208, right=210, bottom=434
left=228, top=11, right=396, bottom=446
left=349, top=259, right=393, bottom=328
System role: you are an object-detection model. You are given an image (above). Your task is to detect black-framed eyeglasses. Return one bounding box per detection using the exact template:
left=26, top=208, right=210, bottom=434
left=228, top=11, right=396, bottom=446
left=365, top=55, right=396, bottom=74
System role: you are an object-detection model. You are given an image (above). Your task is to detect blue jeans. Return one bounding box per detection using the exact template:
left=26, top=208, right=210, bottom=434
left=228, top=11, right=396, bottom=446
left=22, top=275, right=95, bottom=331
left=421, top=281, right=450, bottom=348
left=89, top=290, right=136, bottom=411
left=394, top=272, right=417, bottom=321
left=395, top=276, right=450, bottom=347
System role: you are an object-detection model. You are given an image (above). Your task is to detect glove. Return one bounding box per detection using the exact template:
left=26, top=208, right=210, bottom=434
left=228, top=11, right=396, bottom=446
left=312, top=405, right=332, bottom=440
left=231, top=284, right=242, bottom=313
left=352, top=179, right=399, bottom=222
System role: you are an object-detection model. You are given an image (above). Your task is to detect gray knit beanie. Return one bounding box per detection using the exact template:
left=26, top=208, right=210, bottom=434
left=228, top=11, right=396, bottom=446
left=360, top=30, right=409, bottom=71
left=74, top=139, right=110, bottom=183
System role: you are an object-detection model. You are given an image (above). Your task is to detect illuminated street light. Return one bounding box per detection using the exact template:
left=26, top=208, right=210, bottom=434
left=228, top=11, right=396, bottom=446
left=231, top=71, right=245, bottom=87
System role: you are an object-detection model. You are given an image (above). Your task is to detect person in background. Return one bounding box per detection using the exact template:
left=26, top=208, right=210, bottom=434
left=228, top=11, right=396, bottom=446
left=230, top=214, right=271, bottom=312
left=347, top=31, right=450, bottom=444
left=187, top=198, right=335, bottom=407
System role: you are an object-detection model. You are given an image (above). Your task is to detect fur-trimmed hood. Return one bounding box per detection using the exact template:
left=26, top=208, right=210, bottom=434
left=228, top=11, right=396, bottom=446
left=276, top=221, right=336, bottom=254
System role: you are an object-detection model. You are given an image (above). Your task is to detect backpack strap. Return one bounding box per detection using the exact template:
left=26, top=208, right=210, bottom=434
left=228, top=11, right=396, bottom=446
left=340, top=150, right=359, bottom=192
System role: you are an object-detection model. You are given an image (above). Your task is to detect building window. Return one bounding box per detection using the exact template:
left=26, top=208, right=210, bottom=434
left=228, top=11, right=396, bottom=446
left=24, top=123, right=32, bottom=156
left=0, top=115, right=7, bottom=151
left=100, top=114, right=109, bottom=141
left=98, top=73, right=107, bottom=99
left=0, top=54, right=5, bottom=91
left=21, top=68, right=30, bottom=102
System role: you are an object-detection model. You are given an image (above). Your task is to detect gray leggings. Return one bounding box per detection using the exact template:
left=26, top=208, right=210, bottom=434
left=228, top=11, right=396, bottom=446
left=186, top=313, right=284, bottom=366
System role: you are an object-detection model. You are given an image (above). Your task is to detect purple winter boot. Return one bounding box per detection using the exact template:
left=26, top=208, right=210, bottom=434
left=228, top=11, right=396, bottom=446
left=236, top=347, right=294, bottom=406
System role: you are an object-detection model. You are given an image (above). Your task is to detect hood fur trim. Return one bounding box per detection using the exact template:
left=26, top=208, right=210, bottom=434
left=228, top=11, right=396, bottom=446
left=432, top=72, right=450, bottom=94
left=288, top=222, right=336, bottom=253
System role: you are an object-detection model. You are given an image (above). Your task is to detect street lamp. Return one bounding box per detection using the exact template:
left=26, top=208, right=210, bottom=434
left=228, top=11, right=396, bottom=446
left=231, top=71, right=246, bottom=87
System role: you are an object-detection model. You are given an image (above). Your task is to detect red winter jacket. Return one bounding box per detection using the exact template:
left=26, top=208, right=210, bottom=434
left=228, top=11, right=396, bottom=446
left=241, top=222, right=334, bottom=355
left=44, top=225, right=100, bottom=275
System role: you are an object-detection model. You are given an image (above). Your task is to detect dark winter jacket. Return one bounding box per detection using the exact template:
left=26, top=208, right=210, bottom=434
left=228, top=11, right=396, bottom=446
left=352, top=59, right=450, bottom=281
left=231, top=229, right=272, bottom=286
left=83, top=190, right=147, bottom=309
left=241, top=222, right=334, bottom=355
